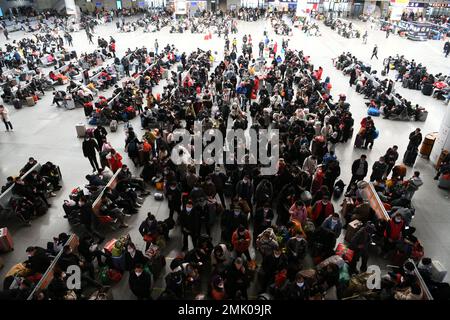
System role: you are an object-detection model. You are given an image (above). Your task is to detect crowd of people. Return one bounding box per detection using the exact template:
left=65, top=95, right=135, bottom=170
left=386, top=55, right=450, bottom=103
left=335, top=52, right=429, bottom=122
left=1, top=8, right=449, bottom=302
left=0, top=157, right=62, bottom=225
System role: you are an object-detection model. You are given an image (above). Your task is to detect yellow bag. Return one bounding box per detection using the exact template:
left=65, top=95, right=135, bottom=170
left=6, top=263, right=31, bottom=278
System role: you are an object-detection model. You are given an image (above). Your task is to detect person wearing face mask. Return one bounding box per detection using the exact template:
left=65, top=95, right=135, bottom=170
left=165, top=181, right=182, bottom=220
left=289, top=200, right=307, bottom=226
left=404, top=171, right=423, bottom=201
left=310, top=195, right=335, bottom=226
left=347, top=154, right=368, bottom=192
left=139, top=213, right=159, bottom=251
left=179, top=200, right=200, bottom=251
left=221, top=205, right=248, bottom=245
left=231, top=226, right=252, bottom=261
left=211, top=243, right=232, bottom=274
left=383, top=213, right=406, bottom=257
left=125, top=243, right=148, bottom=272
left=370, top=156, right=388, bottom=182
left=253, top=203, right=274, bottom=242
left=235, top=175, right=254, bottom=214
left=128, top=264, right=152, bottom=300
left=348, top=222, right=375, bottom=274
left=286, top=272, right=310, bottom=300
left=78, top=196, right=105, bottom=244
left=24, top=246, right=51, bottom=275
left=223, top=257, right=250, bottom=300
left=321, top=213, right=343, bottom=239
left=259, top=247, right=288, bottom=293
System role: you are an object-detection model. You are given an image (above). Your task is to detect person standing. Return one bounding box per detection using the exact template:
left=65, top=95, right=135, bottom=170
left=404, top=171, right=423, bottom=201
left=348, top=223, right=375, bottom=274
left=154, top=39, right=159, bottom=55
left=86, top=30, right=94, bottom=45
left=444, top=41, right=450, bottom=58
left=3, top=28, right=9, bottom=41
left=371, top=44, right=378, bottom=60
left=404, top=128, right=422, bottom=166
left=383, top=145, right=399, bottom=179
left=347, top=155, right=369, bottom=191
left=370, top=157, right=388, bottom=182
left=0, top=105, right=13, bottom=132
left=179, top=200, right=200, bottom=251
left=128, top=264, right=152, bottom=300
left=362, top=31, right=368, bottom=44
left=349, top=68, right=357, bottom=87
left=82, top=135, right=100, bottom=172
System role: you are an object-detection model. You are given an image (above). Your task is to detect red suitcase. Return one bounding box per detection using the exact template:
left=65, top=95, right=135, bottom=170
left=0, top=227, right=14, bottom=252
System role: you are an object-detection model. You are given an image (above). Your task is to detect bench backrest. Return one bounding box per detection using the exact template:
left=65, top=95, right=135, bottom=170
left=26, top=234, right=79, bottom=300
left=92, top=168, right=122, bottom=216
left=0, top=162, right=42, bottom=211
left=361, top=182, right=390, bottom=221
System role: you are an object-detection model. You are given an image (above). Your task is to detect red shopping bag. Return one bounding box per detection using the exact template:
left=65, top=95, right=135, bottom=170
left=336, top=243, right=354, bottom=263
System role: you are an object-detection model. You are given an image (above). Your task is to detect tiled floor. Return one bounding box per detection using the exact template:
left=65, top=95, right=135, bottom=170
left=0, top=16, right=449, bottom=299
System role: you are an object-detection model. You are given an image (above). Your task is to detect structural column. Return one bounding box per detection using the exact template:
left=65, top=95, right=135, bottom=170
left=430, top=104, right=450, bottom=164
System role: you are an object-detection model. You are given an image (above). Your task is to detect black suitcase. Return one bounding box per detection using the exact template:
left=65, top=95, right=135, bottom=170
left=13, top=98, right=22, bottom=109
left=403, top=148, right=418, bottom=166
left=421, top=83, right=433, bottom=96
left=381, top=70, right=386, bottom=77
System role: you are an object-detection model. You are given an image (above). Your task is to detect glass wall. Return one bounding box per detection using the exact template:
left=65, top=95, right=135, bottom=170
left=241, top=0, right=263, bottom=8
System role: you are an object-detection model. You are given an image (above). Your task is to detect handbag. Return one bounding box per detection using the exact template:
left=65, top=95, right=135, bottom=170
left=336, top=243, right=354, bottom=263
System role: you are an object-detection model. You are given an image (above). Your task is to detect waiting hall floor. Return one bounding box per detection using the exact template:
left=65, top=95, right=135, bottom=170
left=0, top=16, right=449, bottom=299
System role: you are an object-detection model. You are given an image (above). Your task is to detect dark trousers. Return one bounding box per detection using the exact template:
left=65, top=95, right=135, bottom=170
left=87, top=155, right=100, bottom=171
left=182, top=231, right=198, bottom=251
left=371, top=52, right=378, bottom=60
left=3, top=119, right=13, bottom=130
left=349, top=249, right=368, bottom=273
left=217, top=192, right=226, bottom=208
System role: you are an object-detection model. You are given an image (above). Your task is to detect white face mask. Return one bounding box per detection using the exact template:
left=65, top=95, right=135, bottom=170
left=128, top=248, right=134, bottom=254
left=234, top=210, right=240, bottom=216
left=135, top=271, right=142, bottom=277
left=395, top=218, right=402, bottom=223
left=186, top=207, right=192, bottom=212
left=264, top=208, right=269, bottom=213
left=296, top=282, right=304, bottom=288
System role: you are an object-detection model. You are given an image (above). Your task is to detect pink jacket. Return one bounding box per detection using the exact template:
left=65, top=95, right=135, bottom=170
left=289, top=204, right=307, bottom=225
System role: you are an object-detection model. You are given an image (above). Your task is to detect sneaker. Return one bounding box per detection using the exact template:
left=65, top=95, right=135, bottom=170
left=135, top=203, right=142, bottom=208
left=119, top=224, right=129, bottom=228
left=123, top=213, right=131, bottom=217
left=50, top=192, right=57, bottom=197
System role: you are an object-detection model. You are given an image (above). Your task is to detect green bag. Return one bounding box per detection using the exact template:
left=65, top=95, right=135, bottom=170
left=99, top=266, right=111, bottom=285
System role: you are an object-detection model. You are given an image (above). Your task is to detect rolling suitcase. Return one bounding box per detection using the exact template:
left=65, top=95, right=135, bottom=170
left=13, top=98, right=22, bottom=109
left=76, top=123, right=86, bottom=138
left=417, top=111, right=428, bottom=122
left=354, top=133, right=364, bottom=148
left=0, top=227, right=14, bottom=252
left=421, top=83, right=433, bottom=96
left=26, top=96, right=36, bottom=106
left=431, top=260, right=447, bottom=282
left=438, top=174, right=450, bottom=190
left=110, top=120, right=118, bottom=132
left=65, top=98, right=75, bottom=110
left=403, top=148, right=418, bottom=166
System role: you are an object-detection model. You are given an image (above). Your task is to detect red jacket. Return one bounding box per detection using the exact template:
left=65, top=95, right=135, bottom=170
left=310, top=201, right=334, bottom=222
left=384, top=219, right=405, bottom=241
left=232, top=230, right=251, bottom=253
